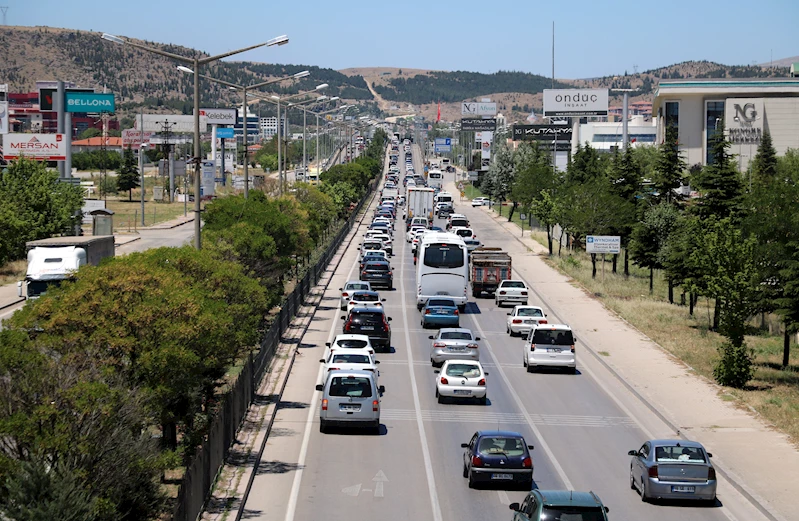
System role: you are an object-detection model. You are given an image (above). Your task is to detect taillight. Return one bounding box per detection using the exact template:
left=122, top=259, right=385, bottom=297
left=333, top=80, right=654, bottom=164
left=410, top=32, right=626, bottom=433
left=433, top=342, right=446, bottom=348
left=321, top=399, right=328, bottom=411
left=471, top=455, right=483, bottom=467
left=708, top=467, right=716, bottom=481
left=522, top=456, right=532, bottom=468
left=425, top=309, right=431, bottom=314
left=521, top=291, right=528, bottom=296
left=570, top=345, right=575, bottom=353
left=454, top=309, right=459, bottom=315
left=440, top=376, right=448, bottom=384
left=383, top=317, right=390, bottom=332
left=467, top=343, right=478, bottom=349
left=328, top=367, right=340, bottom=371
left=342, top=292, right=349, bottom=298
left=344, top=317, right=353, bottom=332
left=388, top=271, right=392, bottom=276
left=539, top=319, right=548, bottom=324
left=512, top=319, right=523, bottom=324
left=500, top=290, right=506, bottom=295
left=372, top=400, right=379, bottom=412
left=648, top=466, right=659, bottom=479
left=478, top=378, right=486, bottom=386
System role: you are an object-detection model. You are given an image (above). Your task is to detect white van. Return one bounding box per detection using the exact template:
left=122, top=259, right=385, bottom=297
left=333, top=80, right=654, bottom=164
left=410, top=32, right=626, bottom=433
left=360, top=239, right=384, bottom=260
left=316, top=369, right=384, bottom=433
left=522, top=324, right=577, bottom=373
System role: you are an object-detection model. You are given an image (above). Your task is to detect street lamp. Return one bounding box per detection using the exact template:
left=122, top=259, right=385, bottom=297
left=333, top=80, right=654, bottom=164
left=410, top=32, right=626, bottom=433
left=176, top=67, right=308, bottom=198
left=101, top=32, right=288, bottom=249
left=288, top=95, right=336, bottom=176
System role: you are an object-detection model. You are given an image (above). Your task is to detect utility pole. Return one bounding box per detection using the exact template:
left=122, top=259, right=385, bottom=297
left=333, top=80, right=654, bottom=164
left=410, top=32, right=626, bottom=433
left=0, top=7, right=8, bottom=26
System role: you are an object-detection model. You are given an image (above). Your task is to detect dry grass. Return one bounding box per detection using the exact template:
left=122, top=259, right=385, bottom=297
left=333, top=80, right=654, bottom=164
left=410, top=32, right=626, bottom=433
left=533, top=246, right=799, bottom=442
left=0, top=260, right=27, bottom=286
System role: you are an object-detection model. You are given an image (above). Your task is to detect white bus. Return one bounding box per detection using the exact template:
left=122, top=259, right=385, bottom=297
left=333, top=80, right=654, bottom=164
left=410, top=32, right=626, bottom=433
left=427, top=169, right=443, bottom=189
left=416, top=232, right=469, bottom=310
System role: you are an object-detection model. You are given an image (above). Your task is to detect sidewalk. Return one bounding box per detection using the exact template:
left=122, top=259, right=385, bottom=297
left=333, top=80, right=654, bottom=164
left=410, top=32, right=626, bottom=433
left=0, top=214, right=195, bottom=312
left=447, top=176, right=797, bottom=521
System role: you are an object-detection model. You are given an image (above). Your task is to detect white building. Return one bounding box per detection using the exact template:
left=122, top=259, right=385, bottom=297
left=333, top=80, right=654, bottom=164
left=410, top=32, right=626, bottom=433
left=579, top=115, right=657, bottom=152
left=652, top=78, right=799, bottom=169
left=234, top=111, right=261, bottom=143
left=259, top=116, right=287, bottom=140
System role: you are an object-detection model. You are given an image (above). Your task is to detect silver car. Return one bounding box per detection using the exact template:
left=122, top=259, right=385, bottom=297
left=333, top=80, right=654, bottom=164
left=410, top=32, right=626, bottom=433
left=629, top=439, right=717, bottom=503
left=429, top=328, right=481, bottom=367
left=339, top=281, right=372, bottom=310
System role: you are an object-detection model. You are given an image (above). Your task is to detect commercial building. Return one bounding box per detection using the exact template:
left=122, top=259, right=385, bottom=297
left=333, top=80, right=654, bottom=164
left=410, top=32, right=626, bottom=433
left=579, top=115, right=656, bottom=152
left=259, top=116, right=287, bottom=140
left=652, top=78, right=799, bottom=169
left=233, top=111, right=260, bottom=143
left=6, top=90, right=119, bottom=136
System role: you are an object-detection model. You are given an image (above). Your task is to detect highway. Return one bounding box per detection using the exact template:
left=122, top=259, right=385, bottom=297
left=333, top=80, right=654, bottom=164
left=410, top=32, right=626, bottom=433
left=239, top=143, right=770, bottom=521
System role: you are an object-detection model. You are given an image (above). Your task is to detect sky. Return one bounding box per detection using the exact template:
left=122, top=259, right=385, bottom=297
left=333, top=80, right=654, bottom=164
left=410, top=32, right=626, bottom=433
left=7, top=0, right=799, bottom=79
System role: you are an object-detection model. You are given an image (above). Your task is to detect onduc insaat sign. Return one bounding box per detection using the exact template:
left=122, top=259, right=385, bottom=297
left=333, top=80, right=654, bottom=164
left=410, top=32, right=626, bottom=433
left=585, top=235, right=620, bottom=254
left=543, top=88, right=608, bottom=117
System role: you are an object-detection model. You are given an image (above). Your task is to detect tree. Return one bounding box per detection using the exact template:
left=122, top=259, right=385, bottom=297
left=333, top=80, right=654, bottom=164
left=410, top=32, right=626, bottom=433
left=690, top=130, right=743, bottom=220
left=608, top=146, right=645, bottom=276
left=116, top=145, right=140, bottom=201
left=749, top=131, right=778, bottom=186
left=629, top=202, right=680, bottom=293
left=78, top=127, right=102, bottom=140
left=651, top=126, right=686, bottom=204
left=487, top=141, right=515, bottom=217
left=530, top=190, right=558, bottom=255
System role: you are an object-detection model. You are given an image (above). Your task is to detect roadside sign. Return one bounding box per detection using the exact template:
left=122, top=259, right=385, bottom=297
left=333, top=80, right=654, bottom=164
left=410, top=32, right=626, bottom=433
left=586, top=235, right=620, bottom=254
left=460, top=191, right=465, bottom=198
left=216, top=127, right=235, bottom=139
left=458, top=182, right=464, bottom=190
left=39, top=87, right=93, bottom=112
left=65, top=92, right=115, bottom=113
left=3, top=133, right=66, bottom=160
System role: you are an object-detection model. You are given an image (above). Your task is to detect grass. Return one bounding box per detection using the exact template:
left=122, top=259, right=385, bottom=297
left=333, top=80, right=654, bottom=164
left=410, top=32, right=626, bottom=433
left=0, top=260, right=27, bottom=286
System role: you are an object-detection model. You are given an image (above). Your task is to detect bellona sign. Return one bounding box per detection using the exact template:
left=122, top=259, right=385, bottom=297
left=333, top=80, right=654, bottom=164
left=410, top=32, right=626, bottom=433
left=64, top=92, right=116, bottom=113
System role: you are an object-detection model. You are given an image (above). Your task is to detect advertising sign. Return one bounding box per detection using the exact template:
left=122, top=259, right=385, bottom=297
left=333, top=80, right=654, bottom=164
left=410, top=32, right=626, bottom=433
left=435, top=144, right=452, bottom=153
left=201, top=161, right=216, bottom=196
left=460, top=118, right=497, bottom=131
left=724, top=98, right=764, bottom=145
left=121, top=128, right=154, bottom=147
left=512, top=124, right=572, bottom=141
left=3, top=133, right=66, bottom=160
left=586, top=235, right=621, bottom=254
left=543, top=88, right=608, bottom=117
left=65, top=92, right=115, bottom=113
left=461, top=102, right=497, bottom=116
left=0, top=101, right=8, bottom=135
left=481, top=140, right=491, bottom=160
left=39, top=87, right=93, bottom=112
left=198, top=108, right=237, bottom=125
left=216, top=127, right=235, bottom=139
left=137, top=114, right=208, bottom=133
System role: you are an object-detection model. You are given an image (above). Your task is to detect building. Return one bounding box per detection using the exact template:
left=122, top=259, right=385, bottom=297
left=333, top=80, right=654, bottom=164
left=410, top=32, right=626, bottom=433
left=652, top=78, right=799, bottom=169
left=608, top=100, right=652, bottom=120
left=72, top=136, right=123, bottom=154
left=579, top=115, right=657, bottom=152
left=258, top=116, right=286, bottom=140
left=6, top=90, right=119, bottom=136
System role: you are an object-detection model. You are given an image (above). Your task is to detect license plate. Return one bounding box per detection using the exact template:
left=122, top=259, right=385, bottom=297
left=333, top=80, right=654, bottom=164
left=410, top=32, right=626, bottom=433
left=340, top=405, right=361, bottom=412
left=491, top=473, right=513, bottom=480
left=672, top=486, right=695, bottom=493
left=448, top=347, right=466, bottom=352
left=360, top=326, right=374, bottom=331
left=547, top=348, right=561, bottom=353
left=454, top=390, right=471, bottom=395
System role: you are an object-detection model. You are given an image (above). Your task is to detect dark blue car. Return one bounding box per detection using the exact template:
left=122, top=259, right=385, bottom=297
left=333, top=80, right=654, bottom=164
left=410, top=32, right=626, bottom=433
left=421, top=298, right=460, bottom=328
left=462, top=430, right=535, bottom=489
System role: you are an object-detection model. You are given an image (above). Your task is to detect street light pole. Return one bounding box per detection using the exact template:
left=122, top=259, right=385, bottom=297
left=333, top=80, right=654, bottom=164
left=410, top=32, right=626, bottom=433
left=277, top=98, right=282, bottom=195
left=242, top=85, right=249, bottom=198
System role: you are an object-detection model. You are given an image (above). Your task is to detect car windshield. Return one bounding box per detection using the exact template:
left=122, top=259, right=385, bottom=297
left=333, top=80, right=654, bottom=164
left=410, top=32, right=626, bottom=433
left=427, top=299, right=456, bottom=307
left=539, top=507, right=605, bottom=521
left=353, top=292, right=379, bottom=302
left=518, top=308, right=544, bottom=317
left=451, top=219, right=468, bottom=227
left=335, top=339, right=368, bottom=348
left=440, top=331, right=472, bottom=341
left=331, top=354, right=371, bottom=364
left=532, top=329, right=574, bottom=346
left=477, top=437, right=525, bottom=456
left=423, top=244, right=465, bottom=268
left=503, top=281, right=526, bottom=288
left=445, top=364, right=481, bottom=377
left=328, top=376, right=373, bottom=398
left=655, top=446, right=707, bottom=463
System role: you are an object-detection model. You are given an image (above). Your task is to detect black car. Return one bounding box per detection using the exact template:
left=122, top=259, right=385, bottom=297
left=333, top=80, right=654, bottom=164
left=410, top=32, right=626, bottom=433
left=461, top=430, right=534, bottom=489
left=360, top=261, right=393, bottom=290
left=341, top=306, right=392, bottom=352
left=437, top=203, right=454, bottom=217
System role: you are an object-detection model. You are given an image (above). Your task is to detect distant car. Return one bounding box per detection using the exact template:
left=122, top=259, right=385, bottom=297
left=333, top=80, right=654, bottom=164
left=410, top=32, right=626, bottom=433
left=461, top=430, right=534, bottom=489
left=341, top=306, right=392, bottom=352
left=495, top=279, right=529, bottom=307
left=360, top=260, right=393, bottom=290
left=436, top=202, right=454, bottom=217
left=509, top=490, right=610, bottom=520
left=421, top=297, right=460, bottom=328
left=406, top=225, right=426, bottom=243
left=324, top=334, right=375, bottom=360
left=463, top=237, right=482, bottom=252
left=339, top=280, right=372, bottom=310
left=320, top=347, right=379, bottom=377
left=522, top=323, right=576, bottom=373
left=472, top=197, right=490, bottom=207
left=629, top=439, right=717, bottom=503
left=346, top=290, right=385, bottom=313
left=506, top=305, right=547, bottom=337
left=360, top=251, right=389, bottom=269
left=429, top=327, right=480, bottom=367
left=435, top=360, right=487, bottom=404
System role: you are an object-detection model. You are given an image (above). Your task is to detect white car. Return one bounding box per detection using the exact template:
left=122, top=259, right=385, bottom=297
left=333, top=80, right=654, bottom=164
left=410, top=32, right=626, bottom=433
left=369, top=233, right=393, bottom=255
left=522, top=324, right=576, bottom=373
left=339, top=281, right=372, bottom=310
left=346, top=290, right=385, bottom=313
left=506, top=305, right=548, bottom=337
left=406, top=225, right=426, bottom=243
left=434, top=360, right=487, bottom=404
left=495, top=280, right=529, bottom=307
left=324, top=334, right=375, bottom=360
left=320, top=347, right=380, bottom=377
left=360, top=239, right=384, bottom=260
left=472, top=197, right=490, bottom=207
left=450, top=227, right=476, bottom=240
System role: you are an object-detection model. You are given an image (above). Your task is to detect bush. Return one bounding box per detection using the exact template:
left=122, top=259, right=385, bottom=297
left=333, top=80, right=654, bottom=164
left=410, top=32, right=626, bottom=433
left=713, top=341, right=755, bottom=388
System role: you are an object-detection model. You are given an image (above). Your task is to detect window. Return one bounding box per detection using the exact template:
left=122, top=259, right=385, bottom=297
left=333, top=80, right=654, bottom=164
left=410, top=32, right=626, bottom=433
left=532, top=329, right=574, bottom=346
left=329, top=376, right=372, bottom=398
left=518, top=308, right=544, bottom=317
left=539, top=506, right=605, bottom=521
left=477, top=437, right=526, bottom=457
left=332, top=354, right=370, bottom=364
left=705, top=100, right=725, bottom=165
left=445, top=364, right=481, bottom=377
left=502, top=281, right=526, bottom=288
left=665, top=101, right=679, bottom=129
left=655, top=445, right=707, bottom=463
left=353, top=292, right=379, bottom=302
left=427, top=299, right=456, bottom=307
left=347, top=283, right=370, bottom=291
left=335, top=339, right=368, bottom=349
left=423, top=244, right=465, bottom=268
left=352, top=312, right=384, bottom=325
left=440, top=331, right=473, bottom=340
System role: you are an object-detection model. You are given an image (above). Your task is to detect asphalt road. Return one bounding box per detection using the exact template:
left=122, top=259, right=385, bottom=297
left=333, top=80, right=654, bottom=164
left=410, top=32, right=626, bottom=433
left=240, top=145, right=769, bottom=521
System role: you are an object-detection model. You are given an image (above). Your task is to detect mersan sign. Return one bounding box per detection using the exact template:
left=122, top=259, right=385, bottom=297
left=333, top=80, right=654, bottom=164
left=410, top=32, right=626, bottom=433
left=65, top=92, right=115, bottom=113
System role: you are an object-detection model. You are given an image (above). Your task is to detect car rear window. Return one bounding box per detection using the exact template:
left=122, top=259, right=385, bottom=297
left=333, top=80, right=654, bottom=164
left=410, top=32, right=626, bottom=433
left=329, top=376, right=373, bottom=398
left=331, top=354, right=371, bottom=364
left=352, top=292, right=379, bottom=302
left=503, top=281, right=526, bottom=288
left=454, top=229, right=472, bottom=237
left=353, top=312, right=384, bottom=325
left=347, top=283, right=370, bottom=291
left=450, top=219, right=468, bottom=227
left=335, top=339, right=368, bottom=348
left=477, top=437, right=525, bottom=457
left=440, top=331, right=472, bottom=340
left=365, top=263, right=389, bottom=272
left=518, top=308, right=544, bottom=317
left=655, top=446, right=707, bottom=463
left=363, top=242, right=382, bottom=250
left=445, top=364, right=481, bottom=377
left=532, top=329, right=574, bottom=346
left=427, top=299, right=455, bottom=307
left=540, top=507, right=605, bottom=521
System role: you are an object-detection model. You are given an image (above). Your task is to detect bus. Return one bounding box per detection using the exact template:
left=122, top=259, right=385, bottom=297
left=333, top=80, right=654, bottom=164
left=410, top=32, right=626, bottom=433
left=416, top=232, right=469, bottom=310
left=441, top=158, right=451, bottom=171
left=427, top=169, right=443, bottom=189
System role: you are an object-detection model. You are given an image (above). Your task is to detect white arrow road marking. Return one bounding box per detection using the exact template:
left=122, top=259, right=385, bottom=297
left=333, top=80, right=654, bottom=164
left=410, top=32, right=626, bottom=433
left=341, top=483, right=361, bottom=497
left=373, top=470, right=388, bottom=498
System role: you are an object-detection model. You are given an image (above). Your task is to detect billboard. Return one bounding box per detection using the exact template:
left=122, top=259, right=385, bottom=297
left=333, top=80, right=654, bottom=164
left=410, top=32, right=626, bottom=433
left=216, top=127, right=235, bottom=139
left=461, top=102, right=497, bottom=116
left=199, top=108, right=237, bottom=125
left=65, top=92, right=115, bottom=113
left=3, top=133, right=66, bottom=160
left=38, top=87, right=93, bottom=112
left=121, top=128, right=154, bottom=147
left=0, top=101, right=8, bottom=135
left=201, top=161, right=216, bottom=196
left=586, top=235, right=621, bottom=254
left=512, top=124, right=573, bottom=141
left=543, top=88, right=608, bottom=117
left=137, top=114, right=208, bottom=133
left=461, top=118, right=497, bottom=131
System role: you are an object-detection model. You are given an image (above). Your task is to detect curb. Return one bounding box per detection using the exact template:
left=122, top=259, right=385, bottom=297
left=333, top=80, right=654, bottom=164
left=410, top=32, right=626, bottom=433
left=0, top=297, right=24, bottom=312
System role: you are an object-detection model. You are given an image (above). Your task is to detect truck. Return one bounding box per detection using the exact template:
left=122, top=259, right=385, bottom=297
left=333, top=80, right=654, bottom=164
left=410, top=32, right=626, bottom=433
left=406, top=186, right=435, bottom=224
left=18, top=236, right=116, bottom=300
left=469, top=247, right=512, bottom=298
left=382, top=186, right=399, bottom=201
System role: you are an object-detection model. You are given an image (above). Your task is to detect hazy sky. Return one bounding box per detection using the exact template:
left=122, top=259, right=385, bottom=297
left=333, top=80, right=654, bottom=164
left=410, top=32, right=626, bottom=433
left=8, top=0, right=798, bottom=79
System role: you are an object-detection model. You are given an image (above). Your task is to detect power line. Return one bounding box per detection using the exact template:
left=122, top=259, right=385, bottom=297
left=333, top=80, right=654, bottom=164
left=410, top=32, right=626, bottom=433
left=0, top=7, right=8, bottom=26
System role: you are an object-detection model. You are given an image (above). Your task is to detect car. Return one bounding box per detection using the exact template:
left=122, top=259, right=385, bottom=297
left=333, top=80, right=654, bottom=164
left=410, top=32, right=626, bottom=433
left=341, top=306, right=392, bottom=352
left=397, top=195, right=406, bottom=206
left=629, top=439, right=717, bottom=503
left=360, top=250, right=389, bottom=268
left=421, top=297, right=460, bottom=328
left=324, top=334, right=375, bottom=360
left=360, top=260, right=393, bottom=289
left=522, top=323, right=576, bottom=373
left=436, top=202, right=454, bottom=217
left=360, top=239, right=384, bottom=260
left=316, top=369, right=383, bottom=434
left=446, top=214, right=469, bottom=230
left=506, top=305, right=548, bottom=337
left=509, top=490, right=610, bottom=520
left=461, top=430, right=534, bottom=489
left=472, top=197, right=490, bottom=207
left=368, top=221, right=392, bottom=236
left=463, top=236, right=482, bottom=252
left=406, top=225, right=426, bottom=243
left=429, top=327, right=480, bottom=366
left=320, top=347, right=380, bottom=376
left=495, top=279, right=529, bottom=307
left=346, top=290, right=385, bottom=313
left=339, top=281, right=372, bottom=310
left=435, top=360, right=487, bottom=404
left=450, top=227, right=476, bottom=240
left=367, top=232, right=393, bottom=255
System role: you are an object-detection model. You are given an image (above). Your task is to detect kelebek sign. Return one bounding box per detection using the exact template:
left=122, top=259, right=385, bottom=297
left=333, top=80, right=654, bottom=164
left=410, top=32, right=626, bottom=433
left=198, top=108, right=237, bottom=125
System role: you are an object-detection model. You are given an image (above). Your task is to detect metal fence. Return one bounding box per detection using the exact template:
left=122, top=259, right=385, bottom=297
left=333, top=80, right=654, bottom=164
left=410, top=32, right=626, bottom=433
left=171, top=175, right=379, bottom=521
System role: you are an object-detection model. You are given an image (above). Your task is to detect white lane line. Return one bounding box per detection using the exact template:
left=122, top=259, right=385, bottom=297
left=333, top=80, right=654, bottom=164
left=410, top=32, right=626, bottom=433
left=497, top=490, right=511, bottom=506
left=400, top=179, right=444, bottom=521
left=468, top=316, right=574, bottom=490
left=284, top=210, right=370, bottom=521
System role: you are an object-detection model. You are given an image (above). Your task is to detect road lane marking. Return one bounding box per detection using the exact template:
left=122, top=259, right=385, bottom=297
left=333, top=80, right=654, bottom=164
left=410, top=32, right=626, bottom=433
left=379, top=409, right=639, bottom=427
left=497, top=490, right=511, bottom=506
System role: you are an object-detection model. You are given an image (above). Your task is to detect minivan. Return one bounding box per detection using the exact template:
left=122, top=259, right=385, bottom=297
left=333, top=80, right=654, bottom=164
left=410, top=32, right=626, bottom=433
left=316, top=369, right=384, bottom=434
left=342, top=306, right=392, bottom=351
left=522, top=324, right=577, bottom=373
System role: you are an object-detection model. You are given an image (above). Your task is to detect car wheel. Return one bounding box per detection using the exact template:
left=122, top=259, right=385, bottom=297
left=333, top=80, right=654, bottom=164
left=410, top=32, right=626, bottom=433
left=630, top=468, right=637, bottom=490
left=522, top=477, right=534, bottom=490
left=435, top=387, right=439, bottom=398
left=526, top=364, right=534, bottom=373
left=421, top=319, right=426, bottom=328
left=372, top=421, right=381, bottom=435
left=463, top=463, right=469, bottom=478
left=495, top=299, right=501, bottom=307
left=467, top=470, right=477, bottom=489
left=567, top=366, right=577, bottom=374
left=479, top=396, right=487, bottom=405
left=437, top=393, right=444, bottom=404
left=319, top=419, right=328, bottom=434
left=640, top=478, right=648, bottom=502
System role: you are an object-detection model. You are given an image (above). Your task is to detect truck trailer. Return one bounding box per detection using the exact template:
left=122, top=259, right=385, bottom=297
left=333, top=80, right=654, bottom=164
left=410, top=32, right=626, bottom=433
left=469, top=247, right=512, bottom=297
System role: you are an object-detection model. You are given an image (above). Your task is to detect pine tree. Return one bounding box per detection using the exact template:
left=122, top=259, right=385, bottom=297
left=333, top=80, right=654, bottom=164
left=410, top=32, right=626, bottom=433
left=651, top=126, right=686, bottom=204
left=691, top=129, right=743, bottom=220
left=749, top=131, right=778, bottom=186
left=116, top=145, right=140, bottom=202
